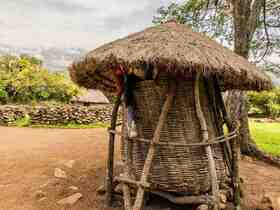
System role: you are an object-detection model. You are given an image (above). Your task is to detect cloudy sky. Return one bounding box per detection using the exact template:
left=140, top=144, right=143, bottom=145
left=0, top=0, right=181, bottom=49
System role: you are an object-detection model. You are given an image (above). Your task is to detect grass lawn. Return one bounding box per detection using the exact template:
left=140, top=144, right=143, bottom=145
left=250, top=120, right=280, bottom=156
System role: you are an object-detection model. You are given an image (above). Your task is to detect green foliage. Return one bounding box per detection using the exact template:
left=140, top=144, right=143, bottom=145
left=154, top=0, right=280, bottom=67
left=0, top=55, right=80, bottom=104
left=13, top=114, right=31, bottom=127
left=248, top=88, right=280, bottom=118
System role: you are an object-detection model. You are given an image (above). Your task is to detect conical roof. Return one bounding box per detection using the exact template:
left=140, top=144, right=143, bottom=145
left=69, top=21, right=272, bottom=92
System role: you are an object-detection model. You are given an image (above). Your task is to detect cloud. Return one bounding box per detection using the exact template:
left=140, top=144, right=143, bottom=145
left=0, top=0, right=178, bottom=49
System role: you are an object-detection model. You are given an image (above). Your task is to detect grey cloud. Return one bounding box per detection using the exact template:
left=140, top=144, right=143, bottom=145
left=5, top=0, right=94, bottom=13
left=1, top=0, right=179, bottom=48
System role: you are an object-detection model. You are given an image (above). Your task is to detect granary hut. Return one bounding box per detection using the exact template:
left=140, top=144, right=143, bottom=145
left=71, top=89, right=110, bottom=105
left=69, top=21, right=272, bottom=210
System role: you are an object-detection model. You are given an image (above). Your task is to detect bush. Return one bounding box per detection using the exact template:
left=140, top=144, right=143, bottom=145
left=0, top=55, right=81, bottom=104
left=248, top=88, right=280, bottom=118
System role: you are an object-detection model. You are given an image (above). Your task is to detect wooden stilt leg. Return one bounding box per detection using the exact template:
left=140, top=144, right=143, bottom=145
left=214, top=78, right=241, bottom=209
left=232, top=135, right=241, bottom=209
left=105, top=96, right=121, bottom=207
left=122, top=107, right=132, bottom=210
left=194, top=73, right=219, bottom=210
left=132, top=82, right=176, bottom=210
left=123, top=162, right=132, bottom=210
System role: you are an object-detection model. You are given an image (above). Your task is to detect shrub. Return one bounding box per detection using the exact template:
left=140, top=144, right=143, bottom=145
left=0, top=55, right=81, bottom=104
left=248, top=88, right=280, bottom=118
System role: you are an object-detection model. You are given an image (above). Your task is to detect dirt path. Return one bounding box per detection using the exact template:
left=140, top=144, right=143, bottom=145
left=0, top=126, right=279, bottom=210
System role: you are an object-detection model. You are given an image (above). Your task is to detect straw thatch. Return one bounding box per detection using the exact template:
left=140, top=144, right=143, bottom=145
left=71, top=89, right=109, bottom=105
left=69, top=21, right=272, bottom=92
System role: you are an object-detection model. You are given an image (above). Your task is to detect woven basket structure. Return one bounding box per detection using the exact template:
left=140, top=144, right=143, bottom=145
left=121, top=74, right=227, bottom=194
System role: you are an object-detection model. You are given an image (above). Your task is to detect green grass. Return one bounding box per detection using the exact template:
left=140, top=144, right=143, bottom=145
left=250, top=120, right=280, bottom=156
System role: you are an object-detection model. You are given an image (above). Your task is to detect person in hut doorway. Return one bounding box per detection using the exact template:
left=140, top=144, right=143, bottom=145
left=114, top=65, right=138, bottom=138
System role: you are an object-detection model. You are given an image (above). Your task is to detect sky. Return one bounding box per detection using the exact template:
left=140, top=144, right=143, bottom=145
left=0, top=0, right=180, bottom=49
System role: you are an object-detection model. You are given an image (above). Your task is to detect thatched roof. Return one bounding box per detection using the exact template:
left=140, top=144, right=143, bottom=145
left=71, top=89, right=109, bottom=104
left=69, top=21, right=272, bottom=92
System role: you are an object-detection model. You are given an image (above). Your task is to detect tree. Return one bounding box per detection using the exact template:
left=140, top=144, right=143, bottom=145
left=0, top=55, right=80, bottom=104
left=154, top=0, right=280, bottom=162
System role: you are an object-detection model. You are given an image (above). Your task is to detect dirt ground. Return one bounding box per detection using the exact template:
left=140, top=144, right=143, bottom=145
left=0, top=126, right=279, bottom=210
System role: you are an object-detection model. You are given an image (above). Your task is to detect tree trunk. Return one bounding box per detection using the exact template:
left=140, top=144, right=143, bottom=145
left=227, top=0, right=253, bottom=155
left=225, top=91, right=251, bottom=154
left=227, top=0, right=280, bottom=167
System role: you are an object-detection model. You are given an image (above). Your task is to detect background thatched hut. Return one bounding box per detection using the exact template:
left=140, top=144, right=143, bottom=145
left=71, top=89, right=109, bottom=105
left=69, top=21, right=272, bottom=209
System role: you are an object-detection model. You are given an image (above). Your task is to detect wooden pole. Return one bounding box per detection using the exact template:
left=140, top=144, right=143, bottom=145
left=132, top=81, right=176, bottom=210
left=194, top=73, right=219, bottom=210
left=105, top=96, right=121, bottom=207
left=205, top=78, right=232, bottom=173
left=213, top=78, right=241, bottom=209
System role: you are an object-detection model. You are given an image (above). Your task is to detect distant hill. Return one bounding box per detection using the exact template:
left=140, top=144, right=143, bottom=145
left=0, top=44, right=86, bottom=71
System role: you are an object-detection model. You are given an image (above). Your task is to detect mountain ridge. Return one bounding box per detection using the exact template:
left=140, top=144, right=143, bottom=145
left=0, top=44, right=86, bottom=71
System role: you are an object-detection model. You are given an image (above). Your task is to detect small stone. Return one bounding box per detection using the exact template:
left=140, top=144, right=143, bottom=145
left=38, top=197, right=47, bottom=202
left=241, top=155, right=254, bottom=162
left=39, top=182, right=49, bottom=189
left=219, top=192, right=227, bottom=203
left=218, top=203, right=227, bottom=209
left=196, top=204, right=208, bottom=210
left=261, top=191, right=280, bottom=210
left=115, top=161, right=124, bottom=168
left=64, top=160, right=76, bottom=168
left=114, top=184, right=123, bottom=194
left=69, top=186, right=79, bottom=191
left=34, top=190, right=46, bottom=200
left=57, top=193, right=83, bottom=205
left=96, top=185, right=106, bottom=195
left=54, top=168, right=67, bottom=179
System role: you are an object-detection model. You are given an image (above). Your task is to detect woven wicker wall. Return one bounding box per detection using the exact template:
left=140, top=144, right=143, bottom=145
left=121, top=74, right=227, bottom=194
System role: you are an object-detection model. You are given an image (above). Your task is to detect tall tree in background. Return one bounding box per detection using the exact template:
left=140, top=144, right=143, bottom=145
left=154, top=0, right=280, bottom=160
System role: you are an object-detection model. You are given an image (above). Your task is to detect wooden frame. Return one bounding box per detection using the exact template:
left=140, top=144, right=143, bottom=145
left=104, top=74, right=241, bottom=210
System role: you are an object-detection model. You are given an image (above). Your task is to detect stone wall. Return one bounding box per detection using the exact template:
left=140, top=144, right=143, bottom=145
left=0, top=104, right=118, bottom=125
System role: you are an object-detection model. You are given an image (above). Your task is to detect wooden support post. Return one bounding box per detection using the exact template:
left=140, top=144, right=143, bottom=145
left=122, top=103, right=133, bottom=210
left=194, top=73, right=219, bottom=210
left=132, top=81, right=176, bottom=210
left=105, top=96, right=121, bottom=207
left=214, top=78, right=241, bottom=209
left=205, top=78, right=232, bottom=173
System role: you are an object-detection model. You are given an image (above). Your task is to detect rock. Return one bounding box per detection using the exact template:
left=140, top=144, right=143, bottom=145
left=69, top=186, right=79, bottom=191
left=218, top=203, right=227, bottom=209
left=64, top=160, right=76, bottom=168
left=38, top=197, right=47, bottom=202
left=34, top=190, right=46, bottom=200
left=196, top=204, right=208, bottom=210
left=241, top=155, right=254, bottom=162
left=96, top=185, right=106, bottom=195
left=54, top=168, right=67, bottom=179
left=261, top=191, right=280, bottom=210
left=219, top=191, right=227, bottom=203
left=115, top=161, right=124, bottom=168
left=39, top=182, right=49, bottom=189
left=57, top=193, right=83, bottom=205
left=114, top=184, right=123, bottom=194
